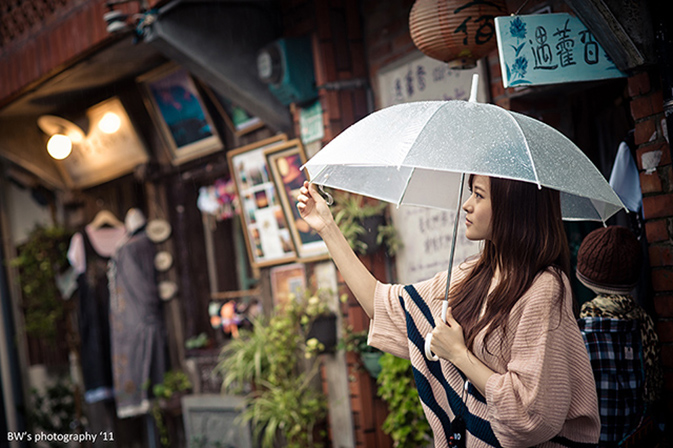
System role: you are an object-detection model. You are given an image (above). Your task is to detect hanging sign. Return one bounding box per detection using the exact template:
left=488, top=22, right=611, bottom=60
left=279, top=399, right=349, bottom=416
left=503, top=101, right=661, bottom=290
left=495, top=13, right=626, bottom=88
left=299, top=100, right=324, bottom=144
left=378, top=51, right=489, bottom=106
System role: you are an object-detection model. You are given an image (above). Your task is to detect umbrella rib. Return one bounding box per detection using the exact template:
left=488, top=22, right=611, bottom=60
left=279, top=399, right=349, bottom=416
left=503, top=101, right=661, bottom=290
left=305, top=165, right=327, bottom=184
left=503, top=110, right=541, bottom=189
left=396, top=167, right=415, bottom=207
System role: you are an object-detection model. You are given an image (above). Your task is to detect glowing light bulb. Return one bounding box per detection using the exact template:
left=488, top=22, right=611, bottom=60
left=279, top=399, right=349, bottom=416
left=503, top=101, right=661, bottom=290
left=67, top=129, right=84, bottom=144
left=98, top=112, right=121, bottom=134
left=47, top=134, right=72, bottom=160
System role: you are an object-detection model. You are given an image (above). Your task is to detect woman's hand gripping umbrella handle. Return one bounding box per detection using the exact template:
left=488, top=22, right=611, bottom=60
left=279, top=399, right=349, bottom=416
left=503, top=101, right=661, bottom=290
left=425, top=172, right=466, bottom=361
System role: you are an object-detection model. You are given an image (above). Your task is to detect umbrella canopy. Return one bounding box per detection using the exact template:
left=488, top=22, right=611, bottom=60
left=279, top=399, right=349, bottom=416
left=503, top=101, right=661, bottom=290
left=303, top=100, right=625, bottom=222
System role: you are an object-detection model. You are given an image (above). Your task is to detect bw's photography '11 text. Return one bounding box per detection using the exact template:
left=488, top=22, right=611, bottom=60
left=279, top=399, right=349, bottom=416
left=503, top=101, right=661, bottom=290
left=7, top=431, right=114, bottom=443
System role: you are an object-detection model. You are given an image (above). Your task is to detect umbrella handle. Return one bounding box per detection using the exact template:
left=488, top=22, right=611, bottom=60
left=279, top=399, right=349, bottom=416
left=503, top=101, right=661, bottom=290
left=425, top=332, right=439, bottom=361
left=424, top=302, right=448, bottom=361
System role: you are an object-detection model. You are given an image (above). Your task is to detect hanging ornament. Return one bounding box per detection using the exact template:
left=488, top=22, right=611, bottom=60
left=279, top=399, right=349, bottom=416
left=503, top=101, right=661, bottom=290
left=409, top=0, right=508, bottom=69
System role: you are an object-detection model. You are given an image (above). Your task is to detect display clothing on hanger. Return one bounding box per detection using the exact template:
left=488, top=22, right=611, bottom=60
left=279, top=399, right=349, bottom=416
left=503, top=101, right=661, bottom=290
left=108, top=226, right=167, bottom=418
left=609, top=141, right=642, bottom=214
left=579, top=294, right=663, bottom=446
left=67, top=225, right=125, bottom=403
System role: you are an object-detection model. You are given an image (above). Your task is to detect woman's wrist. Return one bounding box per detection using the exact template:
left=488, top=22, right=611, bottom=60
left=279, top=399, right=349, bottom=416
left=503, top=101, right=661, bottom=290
left=318, top=220, right=340, bottom=239
left=449, top=347, right=472, bottom=369
left=449, top=348, right=494, bottom=397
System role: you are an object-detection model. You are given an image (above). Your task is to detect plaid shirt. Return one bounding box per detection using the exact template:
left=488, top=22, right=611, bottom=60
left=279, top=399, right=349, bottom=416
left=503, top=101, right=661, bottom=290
left=578, top=317, right=645, bottom=446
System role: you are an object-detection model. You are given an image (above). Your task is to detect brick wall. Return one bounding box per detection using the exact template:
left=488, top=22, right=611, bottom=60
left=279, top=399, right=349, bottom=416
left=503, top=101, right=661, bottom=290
left=0, top=0, right=164, bottom=107
left=628, top=70, right=673, bottom=412
left=282, top=1, right=392, bottom=446
left=285, top=0, right=370, bottom=144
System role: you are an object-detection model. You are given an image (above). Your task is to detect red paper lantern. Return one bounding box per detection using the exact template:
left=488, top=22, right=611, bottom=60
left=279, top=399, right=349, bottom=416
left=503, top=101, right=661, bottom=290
left=409, top=0, right=508, bottom=69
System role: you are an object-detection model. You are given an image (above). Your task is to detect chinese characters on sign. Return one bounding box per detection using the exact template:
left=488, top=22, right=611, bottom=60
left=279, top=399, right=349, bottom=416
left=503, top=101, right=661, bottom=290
left=377, top=52, right=482, bottom=283
left=391, top=206, right=478, bottom=284
left=299, top=101, right=324, bottom=144
left=452, top=0, right=502, bottom=47
left=378, top=52, right=488, bottom=107
left=495, top=13, right=626, bottom=88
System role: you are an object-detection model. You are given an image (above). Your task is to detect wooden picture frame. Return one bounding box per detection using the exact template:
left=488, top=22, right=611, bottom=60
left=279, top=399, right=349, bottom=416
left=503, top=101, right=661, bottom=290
left=265, top=139, right=329, bottom=261
left=227, top=134, right=296, bottom=268
left=269, top=263, right=307, bottom=309
left=200, top=85, right=266, bottom=138
left=138, top=63, right=223, bottom=165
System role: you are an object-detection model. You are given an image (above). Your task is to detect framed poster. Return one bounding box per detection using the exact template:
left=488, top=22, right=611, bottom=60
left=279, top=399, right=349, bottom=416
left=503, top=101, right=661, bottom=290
left=269, top=263, right=306, bottom=309
left=227, top=134, right=296, bottom=268
left=224, top=101, right=264, bottom=137
left=265, top=139, right=329, bottom=261
left=138, top=63, right=223, bottom=165
left=201, top=85, right=265, bottom=138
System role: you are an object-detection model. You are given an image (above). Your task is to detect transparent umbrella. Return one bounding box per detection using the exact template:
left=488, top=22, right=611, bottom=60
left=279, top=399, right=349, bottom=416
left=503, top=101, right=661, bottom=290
left=302, top=77, right=626, bottom=359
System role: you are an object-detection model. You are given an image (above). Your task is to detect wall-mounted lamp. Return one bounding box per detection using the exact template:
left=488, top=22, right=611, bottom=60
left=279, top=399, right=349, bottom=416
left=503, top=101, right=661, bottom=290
left=38, top=104, right=123, bottom=160
left=37, top=115, right=86, bottom=160
left=98, top=112, right=121, bottom=134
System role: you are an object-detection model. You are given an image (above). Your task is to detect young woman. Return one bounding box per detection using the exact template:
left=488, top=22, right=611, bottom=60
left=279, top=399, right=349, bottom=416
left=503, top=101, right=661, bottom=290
left=297, top=175, right=600, bottom=448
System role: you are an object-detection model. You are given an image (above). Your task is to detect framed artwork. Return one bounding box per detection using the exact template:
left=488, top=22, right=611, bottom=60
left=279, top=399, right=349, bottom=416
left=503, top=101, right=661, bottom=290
left=227, top=134, right=296, bottom=268
left=138, top=63, right=223, bottom=165
left=223, top=101, right=264, bottom=137
left=265, top=140, right=329, bottom=261
left=269, top=263, right=306, bottom=309
left=201, top=85, right=265, bottom=138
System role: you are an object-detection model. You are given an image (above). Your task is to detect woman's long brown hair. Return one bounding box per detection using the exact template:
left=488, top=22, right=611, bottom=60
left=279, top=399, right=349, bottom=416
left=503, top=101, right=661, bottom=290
left=450, top=175, right=571, bottom=352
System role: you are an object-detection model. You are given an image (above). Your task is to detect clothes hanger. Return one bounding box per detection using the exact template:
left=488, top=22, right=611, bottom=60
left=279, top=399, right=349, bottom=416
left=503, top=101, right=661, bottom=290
left=88, top=210, right=125, bottom=230
left=124, top=208, right=147, bottom=234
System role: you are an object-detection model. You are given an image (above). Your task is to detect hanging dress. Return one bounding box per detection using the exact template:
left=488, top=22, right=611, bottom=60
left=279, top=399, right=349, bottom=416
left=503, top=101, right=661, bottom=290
left=108, top=228, right=167, bottom=418
left=73, top=228, right=119, bottom=403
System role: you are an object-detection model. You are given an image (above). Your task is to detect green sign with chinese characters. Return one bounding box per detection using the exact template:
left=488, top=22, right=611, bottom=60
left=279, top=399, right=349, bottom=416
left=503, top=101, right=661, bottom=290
left=299, top=101, right=324, bottom=144
left=495, top=13, right=626, bottom=88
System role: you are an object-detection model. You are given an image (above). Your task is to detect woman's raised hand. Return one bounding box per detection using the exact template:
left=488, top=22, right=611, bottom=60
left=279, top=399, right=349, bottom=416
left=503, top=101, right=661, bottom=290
left=296, top=181, right=334, bottom=235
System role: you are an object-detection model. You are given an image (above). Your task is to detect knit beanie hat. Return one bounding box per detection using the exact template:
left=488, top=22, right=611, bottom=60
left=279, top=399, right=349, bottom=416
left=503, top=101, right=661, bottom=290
left=576, top=226, right=643, bottom=295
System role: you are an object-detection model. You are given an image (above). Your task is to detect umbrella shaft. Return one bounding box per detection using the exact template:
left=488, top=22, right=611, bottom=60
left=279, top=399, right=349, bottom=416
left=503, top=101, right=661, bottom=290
left=442, top=172, right=466, bottom=321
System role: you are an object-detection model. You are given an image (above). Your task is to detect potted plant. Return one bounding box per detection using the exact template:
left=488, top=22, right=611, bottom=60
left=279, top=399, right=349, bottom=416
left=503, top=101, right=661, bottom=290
left=338, top=327, right=384, bottom=378
left=217, top=316, right=272, bottom=394
left=151, top=369, right=192, bottom=447
left=300, top=289, right=337, bottom=354
left=11, top=225, right=73, bottom=340
left=377, top=353, right=433, bottom=448
left=331, top=191, right=402, bottom=256
left=28, top=377, right=79, bottom=446
left=217, top=293, right=329, bottom=448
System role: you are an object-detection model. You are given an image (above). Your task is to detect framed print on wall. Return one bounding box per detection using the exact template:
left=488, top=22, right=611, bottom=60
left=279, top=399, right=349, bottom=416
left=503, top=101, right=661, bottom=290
left=201, top=85, right=265, bottom=138
left=227, top=134, right=297, bottom=268
left=265, top=139, right=329, bottom=261
left=269, top=263, right=306, bottom=309
left=138, top=63, right=223, bottom=165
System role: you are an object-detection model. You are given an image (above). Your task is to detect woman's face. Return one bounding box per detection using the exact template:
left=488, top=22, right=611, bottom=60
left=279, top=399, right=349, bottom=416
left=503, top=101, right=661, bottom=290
left=462, top=175, right=493, bottom=241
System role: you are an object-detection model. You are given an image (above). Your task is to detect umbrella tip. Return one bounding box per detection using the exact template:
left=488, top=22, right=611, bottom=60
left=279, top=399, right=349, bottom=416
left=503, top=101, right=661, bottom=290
left=469, top=74, right=479, bottom=103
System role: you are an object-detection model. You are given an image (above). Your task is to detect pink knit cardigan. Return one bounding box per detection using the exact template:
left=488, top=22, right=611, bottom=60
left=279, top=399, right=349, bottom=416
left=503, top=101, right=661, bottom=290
left=368, top=263, right=600, bottom=448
